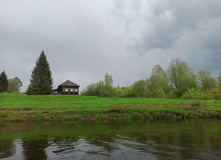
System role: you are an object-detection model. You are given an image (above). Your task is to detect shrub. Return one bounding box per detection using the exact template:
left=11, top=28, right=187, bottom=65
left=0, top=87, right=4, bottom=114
left=181, top=88, right=200, bottom=99
left=200, top=88, right=221, bottom=100
left=153, top=87, right=165, bottom=98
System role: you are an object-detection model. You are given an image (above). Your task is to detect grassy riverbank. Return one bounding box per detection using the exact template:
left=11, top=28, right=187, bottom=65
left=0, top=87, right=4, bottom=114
left=0, top=93, right=221, bottom=121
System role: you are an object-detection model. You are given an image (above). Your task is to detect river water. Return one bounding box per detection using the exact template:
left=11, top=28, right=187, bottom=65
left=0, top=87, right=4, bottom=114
left=0, top=119, right=221, bottom=160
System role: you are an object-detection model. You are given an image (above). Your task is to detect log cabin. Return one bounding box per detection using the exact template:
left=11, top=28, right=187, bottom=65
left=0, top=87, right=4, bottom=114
left=53, top=80, right=80, bottom=95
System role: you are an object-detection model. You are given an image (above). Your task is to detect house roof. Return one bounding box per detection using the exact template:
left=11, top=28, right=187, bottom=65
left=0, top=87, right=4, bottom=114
left=58, top=80, right=80, bottom=87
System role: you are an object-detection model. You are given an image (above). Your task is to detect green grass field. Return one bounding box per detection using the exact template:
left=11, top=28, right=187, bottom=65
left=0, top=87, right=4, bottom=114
left=0, top=93, right=221, bottom=121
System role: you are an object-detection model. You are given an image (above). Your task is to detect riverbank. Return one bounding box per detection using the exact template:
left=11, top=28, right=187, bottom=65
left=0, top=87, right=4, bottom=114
left=0, top=93, right=221, bottom=121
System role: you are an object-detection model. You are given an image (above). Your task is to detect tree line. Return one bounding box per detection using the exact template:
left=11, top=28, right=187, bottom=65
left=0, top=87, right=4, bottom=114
left=82, top=58, right=221, bottom=100
left=0, top=51, right=53, bottom=95
left=1, top=52, right=221, bottom=99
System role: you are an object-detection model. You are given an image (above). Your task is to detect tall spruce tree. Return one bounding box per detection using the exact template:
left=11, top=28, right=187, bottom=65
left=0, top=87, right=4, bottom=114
left=27, top=51, right=53, bottom=95
left=0, top=71, right=8, bottom=93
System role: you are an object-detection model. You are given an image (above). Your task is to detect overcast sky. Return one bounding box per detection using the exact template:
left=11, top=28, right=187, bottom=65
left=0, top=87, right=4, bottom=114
left=1, top=0, right=221, bottom=92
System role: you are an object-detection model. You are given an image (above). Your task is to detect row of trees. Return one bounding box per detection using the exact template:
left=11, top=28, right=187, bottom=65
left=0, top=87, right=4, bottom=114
left=82, top=58, right=221, bottom=100
left=2, top=52, right=221, bottom=99
left=0, top=51, right=52, bottom=95
left=0, top=71, right=22, bottom=93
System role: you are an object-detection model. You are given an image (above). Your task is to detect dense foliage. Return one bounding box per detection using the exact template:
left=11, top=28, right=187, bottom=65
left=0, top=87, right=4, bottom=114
left=82, top=73, right=116, bottom=97
left=0, top=71, right=8, bottom=93
left=27, top=51, right=53, bottom=95
left=82, top=58, right=221, bottom=100
left=7, top=77, right=22, bottom=93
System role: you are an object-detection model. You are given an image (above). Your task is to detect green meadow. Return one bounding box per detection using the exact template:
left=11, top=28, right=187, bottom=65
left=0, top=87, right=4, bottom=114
left=0, top=93, right=221, bottom=121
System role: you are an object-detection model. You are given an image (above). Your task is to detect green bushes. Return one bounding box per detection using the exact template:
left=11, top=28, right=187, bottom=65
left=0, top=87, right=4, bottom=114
left=181, top=88, right=200, bottom=99
left=200, top=88, right=221, bottom=100
left=181, top=87, right=221, bottom=100
left=81, top=59, right=221, bottom=99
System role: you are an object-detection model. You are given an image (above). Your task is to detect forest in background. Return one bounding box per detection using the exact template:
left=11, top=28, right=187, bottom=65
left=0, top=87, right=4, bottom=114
left=2, top=56, right=221, bottom=100
left=82, top=58, right=221, bottom=100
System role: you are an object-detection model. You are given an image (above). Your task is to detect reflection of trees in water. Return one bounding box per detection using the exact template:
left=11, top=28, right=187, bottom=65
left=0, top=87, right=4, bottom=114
left=86, top=135, right=118, bottom=155
left=126, top=119, right=221, bottom=160
left=50, top=137, right=77, bottom=154
left=21, top=137, right=79, bottom=158
left=22, top=140, right=48, bottom=160
left=0, top=120, right=221, bottom=159
left=207, top=120, right=221, bottom=159
left=0, top=141, right=15, bottom=159
left=209, top=135, right=221, bottom=158
left=69, top=119, right=221, bottom=159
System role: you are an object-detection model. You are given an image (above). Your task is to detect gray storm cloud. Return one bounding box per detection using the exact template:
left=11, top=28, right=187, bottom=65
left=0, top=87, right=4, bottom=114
left=0, top=0, right=221, bottom=91
left=112, top=0, right=221, bottom=53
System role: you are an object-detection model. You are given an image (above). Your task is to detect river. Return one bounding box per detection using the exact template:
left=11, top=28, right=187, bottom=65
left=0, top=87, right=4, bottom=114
left=0, top=119, right=221, bottom=160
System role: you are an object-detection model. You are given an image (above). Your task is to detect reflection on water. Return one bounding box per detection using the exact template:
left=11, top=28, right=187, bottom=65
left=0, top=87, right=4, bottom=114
left=22, top=140, right=48, bottom=160
left=0, top=141, right=15, bottom=158
left=0, top=119, right=221, bottom=160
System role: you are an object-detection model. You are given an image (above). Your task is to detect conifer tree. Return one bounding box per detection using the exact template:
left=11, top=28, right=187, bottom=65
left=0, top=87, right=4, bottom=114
left=0, top=71, right=8, bottom=93
left=27, top=51, right=53, bottom=95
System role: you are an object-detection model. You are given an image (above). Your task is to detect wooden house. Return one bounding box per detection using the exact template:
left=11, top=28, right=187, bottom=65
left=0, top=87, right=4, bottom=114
left=53, top=80, right=80, bottom=95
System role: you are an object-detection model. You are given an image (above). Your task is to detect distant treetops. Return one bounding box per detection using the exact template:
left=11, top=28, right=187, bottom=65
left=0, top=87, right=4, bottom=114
left=27, top=51, right=53, bottom=95
left=82, top=58, right=221, bottom=100
left=0, top=71, right=23, bottom=93
left=0, top=51, right=52, bottom=94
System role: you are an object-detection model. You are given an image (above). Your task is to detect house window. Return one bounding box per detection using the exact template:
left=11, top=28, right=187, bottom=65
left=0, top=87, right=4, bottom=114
left=63, top=88, right=69, bottom=92
left=63, top=87, right=78, bottom=92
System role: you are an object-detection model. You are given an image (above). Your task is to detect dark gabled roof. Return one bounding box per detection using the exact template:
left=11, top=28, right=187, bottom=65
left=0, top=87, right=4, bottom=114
left=58, top=80, right=80, bottom=87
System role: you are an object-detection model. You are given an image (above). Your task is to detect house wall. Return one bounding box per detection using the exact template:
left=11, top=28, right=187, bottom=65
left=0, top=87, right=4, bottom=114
left=58, top=86, right=79, bottom=95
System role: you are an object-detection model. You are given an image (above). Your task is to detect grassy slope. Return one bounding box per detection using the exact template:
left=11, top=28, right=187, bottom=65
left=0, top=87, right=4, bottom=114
left=0, top=93, right=221, bottom=121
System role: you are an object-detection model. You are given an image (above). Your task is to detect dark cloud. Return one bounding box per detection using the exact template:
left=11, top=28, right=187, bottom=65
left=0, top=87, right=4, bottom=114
left=112, top=0, right=221, bottom=53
